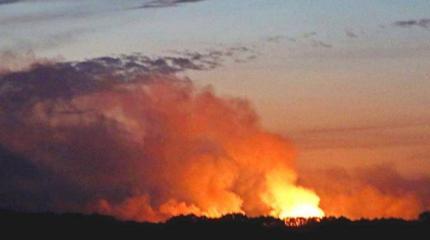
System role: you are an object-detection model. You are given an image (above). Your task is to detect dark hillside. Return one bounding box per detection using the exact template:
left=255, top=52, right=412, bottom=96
left=1, top=210, right=429, bottom=239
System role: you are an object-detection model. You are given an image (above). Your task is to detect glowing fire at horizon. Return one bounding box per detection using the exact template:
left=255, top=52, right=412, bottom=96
left=262, top=170, right=325, bottom=219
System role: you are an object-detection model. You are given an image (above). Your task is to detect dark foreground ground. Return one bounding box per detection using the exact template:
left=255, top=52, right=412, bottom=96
left=1, top=210, right=429, bottom=240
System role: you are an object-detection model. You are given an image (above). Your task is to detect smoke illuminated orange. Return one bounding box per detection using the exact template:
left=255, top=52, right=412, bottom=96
left=5, top=71, right=423, bottom=222
left=0, top=75, right=326, bottom=222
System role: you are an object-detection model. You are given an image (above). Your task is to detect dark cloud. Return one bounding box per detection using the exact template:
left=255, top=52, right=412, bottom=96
left=310, top=40, right=332, bottom=48
left=0, top=48, right=256, bottom=110
left=138, top=0, right=205, bottom=9
left=345, top=30, right=358, bottom=38
left=302, top=32, right=317, bottom=38
left=0, top=144, right=98, bottom=212
left=394, top=19, right=430, bottom=29
left=266, top=35, right=286, bottom=43
left=0, top=0, right=20, bottom=5
left=266, top=35, right=297, bottom=43
left=170, top=46, right=255, bottom=67
left=265, top=32, right=333, bottom=48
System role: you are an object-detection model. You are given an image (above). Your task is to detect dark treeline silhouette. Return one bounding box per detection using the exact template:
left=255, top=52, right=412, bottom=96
left=1, top=210, right=429, bottom=239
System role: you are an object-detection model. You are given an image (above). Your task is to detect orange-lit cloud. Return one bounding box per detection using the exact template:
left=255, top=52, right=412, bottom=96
left=0, top=56, right=322, bottom=221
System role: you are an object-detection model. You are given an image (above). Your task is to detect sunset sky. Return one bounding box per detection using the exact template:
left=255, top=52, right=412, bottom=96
left=1, top=0, right=430, bottom=219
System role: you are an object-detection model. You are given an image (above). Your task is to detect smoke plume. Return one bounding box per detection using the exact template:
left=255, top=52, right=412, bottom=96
left=0, top=55, right=322, bottom=222
left=2, top=54, right=425, bottom=221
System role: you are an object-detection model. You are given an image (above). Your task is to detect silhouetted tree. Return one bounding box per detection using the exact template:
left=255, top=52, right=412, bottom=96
left=419, top=211, right=430, bottom=223
left=1, top=210, right=429, bottom=240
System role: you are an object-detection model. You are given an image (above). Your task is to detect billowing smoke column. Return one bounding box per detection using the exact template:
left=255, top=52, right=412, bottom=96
left=0, top=55, right=323, bottom=222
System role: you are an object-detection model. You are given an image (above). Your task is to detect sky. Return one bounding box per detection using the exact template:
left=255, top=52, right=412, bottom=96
left=1, top=0, right=430, bottom=218
left=1, top=0, right=430, bottom=176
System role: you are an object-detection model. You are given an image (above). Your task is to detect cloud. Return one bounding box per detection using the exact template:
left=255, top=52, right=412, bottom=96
left=264, top=32, right=333, bottom=49
left=266, top=35, right=297, bottom=43
left=0, top=144, right=88, bottom=211
left=393, top=19, right=430, bottom=29
left=0, top=0, right=20, bottom=5
left=345, top=30, right=358, bottom=38
left=310, top=40, right=332, bottom=48
left=138, top=0, right=205, bottom=9
left=301, top=32, right=317, bottom=39
left=0, top=49, right=257, bottom=111
left=0, top=46, right=253, bottom=74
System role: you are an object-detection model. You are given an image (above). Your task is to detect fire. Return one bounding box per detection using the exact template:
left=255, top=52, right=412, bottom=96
left=262, top=170, right=325, bottom=219
left=282, top=203, right=325, bottom=219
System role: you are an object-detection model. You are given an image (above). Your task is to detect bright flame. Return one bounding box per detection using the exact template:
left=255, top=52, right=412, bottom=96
left=262, top=170, right=325, bottom=219
left=280, top=203, right=325, bottom=219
